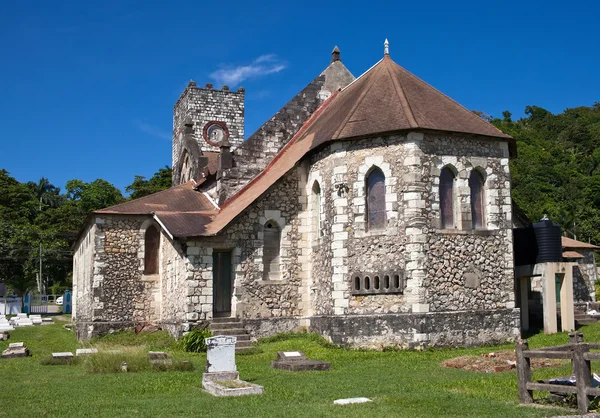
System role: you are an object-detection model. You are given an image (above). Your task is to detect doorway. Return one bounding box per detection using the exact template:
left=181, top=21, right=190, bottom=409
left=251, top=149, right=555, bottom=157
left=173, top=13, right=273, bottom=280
left=212, top=251, right=232, bottom=317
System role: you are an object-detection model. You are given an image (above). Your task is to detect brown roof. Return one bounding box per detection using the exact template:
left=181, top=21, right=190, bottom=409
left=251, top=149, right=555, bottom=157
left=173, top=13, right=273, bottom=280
left=202, top=55, right=513, bottom=236
left=301, top=55, right=513, bottom=149
left=563, top=250, right=585, bottom=259
left=96, top=181, right=216, bottom=215
left=562, top=236, right=600, bottom=250
left=155, top=211, right=215, bottom=238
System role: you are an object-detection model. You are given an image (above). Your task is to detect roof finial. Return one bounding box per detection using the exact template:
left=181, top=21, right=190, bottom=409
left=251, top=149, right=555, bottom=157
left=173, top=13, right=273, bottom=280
left=331, top=45, right=341, bottom=63
left=384, top=38, right=389, bottom=56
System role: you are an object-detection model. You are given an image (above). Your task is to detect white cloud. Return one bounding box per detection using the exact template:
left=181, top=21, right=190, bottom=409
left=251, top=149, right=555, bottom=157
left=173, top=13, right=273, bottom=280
left=210, top=54, right=286, bottom=87
left=134, top=120, right=171, bottom=141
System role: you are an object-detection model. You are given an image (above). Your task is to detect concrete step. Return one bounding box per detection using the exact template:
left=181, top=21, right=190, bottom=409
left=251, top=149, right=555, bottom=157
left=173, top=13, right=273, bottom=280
left=235, top=341, right=254, bottom=349
left=209, top=328, right=247, bottom=336
left=208, top=333, right=251, bottom=341
left=211, top=317, right=239, bottom=323
left=576, top=318, right=600, bottom=325
left=208, top=322, right=244, bottom=330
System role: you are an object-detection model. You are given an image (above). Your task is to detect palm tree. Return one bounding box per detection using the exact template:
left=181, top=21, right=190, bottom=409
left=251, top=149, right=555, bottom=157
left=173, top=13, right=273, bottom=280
left=28, top=178, right=61, bottom=209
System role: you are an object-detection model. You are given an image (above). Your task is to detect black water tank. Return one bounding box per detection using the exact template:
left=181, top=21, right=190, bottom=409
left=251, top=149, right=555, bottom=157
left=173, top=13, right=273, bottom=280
left=532, top=219, right=562, bottom=263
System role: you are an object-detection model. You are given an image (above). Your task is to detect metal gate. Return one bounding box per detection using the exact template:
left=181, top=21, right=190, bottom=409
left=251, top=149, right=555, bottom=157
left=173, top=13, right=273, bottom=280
left=27, top=293, right=48, bottom=314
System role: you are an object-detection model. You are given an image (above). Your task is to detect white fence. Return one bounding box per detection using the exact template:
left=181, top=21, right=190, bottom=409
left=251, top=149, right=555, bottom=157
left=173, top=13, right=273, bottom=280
left=0, top=297, right=23, bottom=315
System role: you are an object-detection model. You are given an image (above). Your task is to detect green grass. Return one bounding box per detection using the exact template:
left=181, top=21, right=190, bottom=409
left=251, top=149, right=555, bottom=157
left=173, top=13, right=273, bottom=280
left=2, top=318, right=599, bottom=417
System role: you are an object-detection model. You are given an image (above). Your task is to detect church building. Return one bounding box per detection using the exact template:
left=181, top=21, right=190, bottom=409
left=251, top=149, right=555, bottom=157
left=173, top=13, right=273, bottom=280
left=72, top=42, right=520, bottom=348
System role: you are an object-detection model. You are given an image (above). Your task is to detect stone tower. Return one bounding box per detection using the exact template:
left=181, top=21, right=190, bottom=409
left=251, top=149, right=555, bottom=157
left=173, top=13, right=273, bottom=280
left=172, top=81, right=245, bottom=185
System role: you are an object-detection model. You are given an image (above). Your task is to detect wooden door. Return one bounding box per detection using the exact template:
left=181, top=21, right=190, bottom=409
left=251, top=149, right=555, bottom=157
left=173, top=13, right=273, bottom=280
left=213, top=251, right=232, bottom=317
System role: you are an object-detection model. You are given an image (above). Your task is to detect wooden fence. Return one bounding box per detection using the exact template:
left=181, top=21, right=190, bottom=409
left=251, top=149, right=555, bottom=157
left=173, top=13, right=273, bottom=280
left=517, top=332, right=600, bottom=413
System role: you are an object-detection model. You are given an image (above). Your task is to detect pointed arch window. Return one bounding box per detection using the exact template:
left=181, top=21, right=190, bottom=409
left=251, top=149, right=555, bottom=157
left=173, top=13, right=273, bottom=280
left=312, top=181, right=322, bottom=243
left=263, top=221, right=281, bottom=280
left=366, top=168, right=386, bottom=231
left=179, top=152, right=192, bottom=184
left=440, top=167, right=456, bottom=229
left=144, top=225, right=160, bottom=274
left=469, top=170, right=485, bottom=229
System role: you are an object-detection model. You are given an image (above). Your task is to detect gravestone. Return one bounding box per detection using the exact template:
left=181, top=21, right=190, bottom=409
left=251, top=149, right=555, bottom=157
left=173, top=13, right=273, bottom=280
left=2, top=342, right=29, bottom=358
left=202, top=335, right=263, bottom=397
left=76, top=348, right=98, bottom=356
left=52, top=352, right=74, bottom=361
left=148, top=351, right=172, bottom=366
left=271, top=351, right=331, bottom=371
left=30, top=315, right=43, bottom=325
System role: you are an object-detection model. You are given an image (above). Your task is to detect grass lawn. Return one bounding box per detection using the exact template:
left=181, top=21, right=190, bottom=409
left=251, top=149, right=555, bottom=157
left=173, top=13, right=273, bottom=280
left=1, top=318, right=598, bottom=418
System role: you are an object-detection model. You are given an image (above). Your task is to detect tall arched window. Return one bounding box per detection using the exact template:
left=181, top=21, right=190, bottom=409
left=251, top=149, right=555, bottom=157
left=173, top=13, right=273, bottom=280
left=440, top=167, right=456, bottom=229
left=312, top=181, right=322, bottom=243
left=366, top=168, right=386, bottom=231
left=179, top=151, right=192, bottom=184
left=263, top=221, right=281, bottom=280
left=469, top=169, right=485, bottom=229
left=144, top=225, right=160, bottom=274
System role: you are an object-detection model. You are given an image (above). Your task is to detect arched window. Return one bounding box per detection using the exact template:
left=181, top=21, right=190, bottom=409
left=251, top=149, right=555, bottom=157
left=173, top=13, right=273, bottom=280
left=366, top=168, right=386, bottom=230
left=263, top=221, right=281, bottom=280
left=440, top=167, right=456, bottom=229
left=312, top=181, right=322, bottom=242
left=179, top=151, right=192, bottom=184
left=144, top=225, right=160, bottom=274
left=469, top=169, right=485, bottom=229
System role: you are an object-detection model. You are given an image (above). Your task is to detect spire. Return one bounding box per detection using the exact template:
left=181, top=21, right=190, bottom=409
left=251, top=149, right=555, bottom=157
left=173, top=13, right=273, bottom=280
left=384, top=39, right=389, bottom=56
left=331, top=45, right=341, bottom=63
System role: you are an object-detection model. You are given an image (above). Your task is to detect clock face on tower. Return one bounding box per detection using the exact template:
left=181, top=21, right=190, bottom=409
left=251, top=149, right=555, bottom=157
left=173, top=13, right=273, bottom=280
left=203, top=121, right=229, bottom=147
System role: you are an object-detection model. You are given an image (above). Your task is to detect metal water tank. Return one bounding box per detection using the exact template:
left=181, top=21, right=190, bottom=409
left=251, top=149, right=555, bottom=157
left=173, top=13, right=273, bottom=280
left=532, top=218, right=562, bottom=263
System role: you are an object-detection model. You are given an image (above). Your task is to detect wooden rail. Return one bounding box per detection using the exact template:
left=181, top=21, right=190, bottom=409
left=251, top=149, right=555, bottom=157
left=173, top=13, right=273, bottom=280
left=517, top=332, right=599, bottom=413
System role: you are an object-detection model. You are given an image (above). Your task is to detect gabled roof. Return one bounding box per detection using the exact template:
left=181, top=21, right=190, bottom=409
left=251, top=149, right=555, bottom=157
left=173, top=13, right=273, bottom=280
left=562, top=236, right=600, bottom=250
left=203, top=54, right=513, bottom=236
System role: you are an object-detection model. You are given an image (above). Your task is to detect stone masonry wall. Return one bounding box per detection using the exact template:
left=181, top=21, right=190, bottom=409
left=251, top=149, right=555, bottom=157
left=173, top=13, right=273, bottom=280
left=218, top=61, right=354, bottom=202
left=573, top=250, right=597, bottom=302
left=72, top=222, right=96, bottom=323
left=183, top=168, right=305, bottom=332
left=172, top=83, right=244, bottom=185
left=160, top=234, right=189, bottom=335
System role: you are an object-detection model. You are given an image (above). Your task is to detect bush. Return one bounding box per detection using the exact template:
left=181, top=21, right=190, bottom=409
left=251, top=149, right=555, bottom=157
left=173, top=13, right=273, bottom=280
left=179, top=329, right=212, bottom=353
left=596, top=279, right=600, bottom=301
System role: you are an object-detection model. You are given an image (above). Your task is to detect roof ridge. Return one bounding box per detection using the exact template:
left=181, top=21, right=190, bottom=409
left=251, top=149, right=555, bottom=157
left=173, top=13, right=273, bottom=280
left=219, top=91, right=340, bottom=211
left=95, top=182, right=195, bottom=213
left=385, top=59, right=418, bottom=128
left=340, top=58, right=383, bottom=92
left=332, top=62, right=382, bottom=139
left=392, top=60, right=510, bottom=138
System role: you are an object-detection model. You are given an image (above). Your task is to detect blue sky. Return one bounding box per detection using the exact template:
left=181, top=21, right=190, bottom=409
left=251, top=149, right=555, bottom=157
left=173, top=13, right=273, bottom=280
left=1, top=0, right=598, bottom=194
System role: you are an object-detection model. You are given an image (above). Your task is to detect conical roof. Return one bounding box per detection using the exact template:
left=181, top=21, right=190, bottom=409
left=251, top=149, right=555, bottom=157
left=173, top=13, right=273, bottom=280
left=301, top=54, right=512, bottom=149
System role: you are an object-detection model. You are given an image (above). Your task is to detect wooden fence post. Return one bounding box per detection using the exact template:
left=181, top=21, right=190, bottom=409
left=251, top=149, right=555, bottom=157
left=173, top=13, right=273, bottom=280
left=573, top=342, right=591, bottom=413
left=516, top=339, right=533, bottom=404
left=570, top=332, right=584, bottom=375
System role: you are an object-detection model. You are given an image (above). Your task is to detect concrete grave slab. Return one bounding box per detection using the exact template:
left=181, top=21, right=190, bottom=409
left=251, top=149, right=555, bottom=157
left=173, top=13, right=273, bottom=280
left=202, top=335, right=263, bottom=397
left=2, top=342, right=29, bottom=358
left=148, top=351, right=172, bottom=366
left=52, top=352, right=74, bottom=359
left=76, top=348, right=98, bottom=356
left=271, top=351, right=331, bottom=371
left=333, top=397, right=372, bottom=405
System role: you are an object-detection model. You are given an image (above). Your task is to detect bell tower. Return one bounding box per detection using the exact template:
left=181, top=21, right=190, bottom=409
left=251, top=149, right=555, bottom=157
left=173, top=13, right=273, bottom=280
left=172, top=81, right=244, bottom=185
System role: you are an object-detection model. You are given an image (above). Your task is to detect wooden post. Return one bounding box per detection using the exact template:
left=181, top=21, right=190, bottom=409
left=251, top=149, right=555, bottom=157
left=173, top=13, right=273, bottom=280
left=516, top=339, right=533, bottom=404
left=573, top=342, right=591, bottom=413
left=570, top=332, right=584, bottom=375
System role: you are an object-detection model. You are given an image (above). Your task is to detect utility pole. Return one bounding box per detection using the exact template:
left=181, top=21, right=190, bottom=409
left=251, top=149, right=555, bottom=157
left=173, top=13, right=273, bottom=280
left=38, top=196, right=42, bottom=293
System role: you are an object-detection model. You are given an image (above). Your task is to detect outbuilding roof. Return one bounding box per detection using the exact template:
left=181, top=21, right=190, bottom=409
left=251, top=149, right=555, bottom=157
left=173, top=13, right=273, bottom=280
left=562, top=236, right=600, bottom=250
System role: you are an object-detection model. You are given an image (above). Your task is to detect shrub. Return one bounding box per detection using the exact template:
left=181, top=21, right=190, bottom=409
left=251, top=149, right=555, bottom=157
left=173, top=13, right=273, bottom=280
left=595, top=278, right=600, bottom=301
left=40, top=356, right=80, bottom=366
left=180, top=329, right=212, bottom=353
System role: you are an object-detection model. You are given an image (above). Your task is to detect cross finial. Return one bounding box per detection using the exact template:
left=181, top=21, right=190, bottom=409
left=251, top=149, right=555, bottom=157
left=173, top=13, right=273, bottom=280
left=384, top=39, right=389, bottom=56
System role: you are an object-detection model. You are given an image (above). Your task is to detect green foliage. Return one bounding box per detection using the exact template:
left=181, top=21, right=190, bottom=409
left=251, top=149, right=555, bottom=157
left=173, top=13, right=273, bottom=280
left=179, top=328, right=212, bottom=353
left=492, top=103, right=600, bottom=243
left=40, top=356, right=80, bottom=366
left=49, top=282, right=70, bottom=296
left=596, top=279, right=600, bottom=301
left=88, top=329, right=178, bottom=351
left=125, top=166, right=172, bottom=199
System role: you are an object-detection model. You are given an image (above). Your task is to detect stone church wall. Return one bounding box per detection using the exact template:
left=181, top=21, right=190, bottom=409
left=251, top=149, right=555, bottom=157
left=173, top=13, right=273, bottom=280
left=72, top=222, right=96, bottom=324
left=572, top=251, right=597, bottom=302
left=183, top=168, right=305, bottom=335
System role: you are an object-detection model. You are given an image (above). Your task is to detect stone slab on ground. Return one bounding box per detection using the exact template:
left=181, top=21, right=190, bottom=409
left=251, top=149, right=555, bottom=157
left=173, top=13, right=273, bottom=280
left=41, top=318, right=53, bottom=323
left=202, top=376, right=264, bottom=397
left=76, top=348, right=98, bottom=356
left=333, top=397, right=372, bottom=405
left=52, top=352, right=74, bottom=359
left=148, top=351, right=172, bottom=365
left=2, top=342, right=29, bottom=358
left=271, top=351, right=331, bottom=372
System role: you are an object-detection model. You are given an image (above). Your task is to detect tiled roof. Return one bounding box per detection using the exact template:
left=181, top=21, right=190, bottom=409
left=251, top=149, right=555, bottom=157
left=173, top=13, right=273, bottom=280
left=563, top=250, right=585, bottom=259
left=96, top=181, right=216, bottom=215
left=562, top=236, right=600, bottom=250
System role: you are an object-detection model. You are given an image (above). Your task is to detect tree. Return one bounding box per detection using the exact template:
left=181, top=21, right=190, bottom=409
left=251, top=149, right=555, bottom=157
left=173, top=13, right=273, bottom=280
left=126, top=166, right=172, bottom=199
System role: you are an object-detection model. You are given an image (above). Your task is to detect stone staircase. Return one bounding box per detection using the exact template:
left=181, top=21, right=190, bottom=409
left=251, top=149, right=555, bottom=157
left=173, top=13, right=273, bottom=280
left=209, top=318, right=253, bottom=353
left=574, top=303, right=600, bottom=327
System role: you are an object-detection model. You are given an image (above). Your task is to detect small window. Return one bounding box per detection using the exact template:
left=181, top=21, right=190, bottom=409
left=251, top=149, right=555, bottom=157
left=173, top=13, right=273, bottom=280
left=364, top=276, right=371, bottom=290
left=440, top=167, right=456, bottom=228
left=384, top=275, right=390, bottom=289
left=374, top=276, right=380, bottom=290
left=366, top=168, right=386, bottom=230
left=469, top=170, right=485, bottom=229
left=263, top=221, right=281, bottom=280
left=393, top=274, right=400, bottom=289
left=312, top=181, right=322, bottom=242
left=144, top=225, right=160, bottom=274
left=354, top=276, right=361, bottom=291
